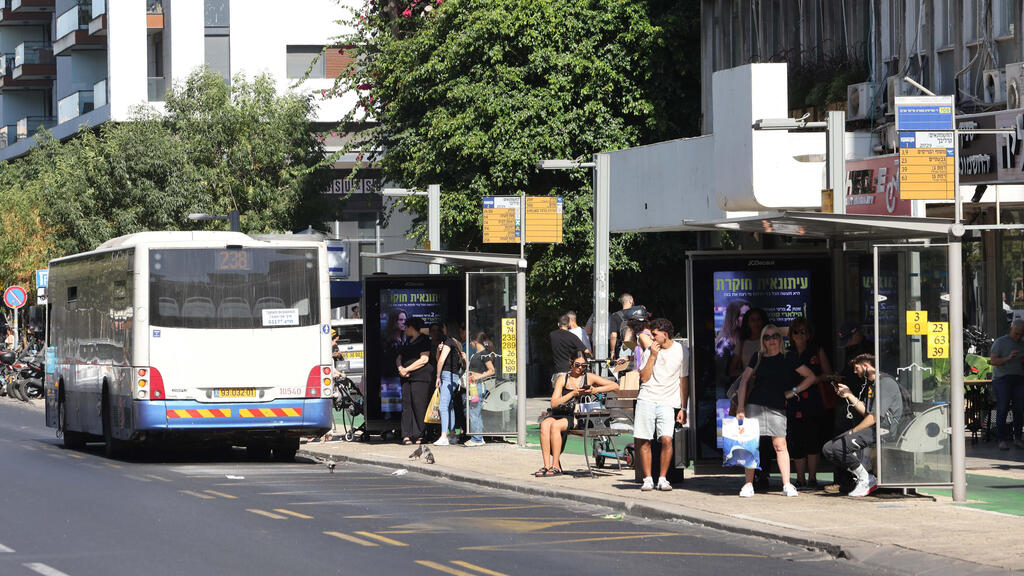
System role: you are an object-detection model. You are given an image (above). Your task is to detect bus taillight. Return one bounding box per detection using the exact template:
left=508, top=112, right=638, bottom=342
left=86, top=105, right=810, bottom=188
left=150, top=367, right=166, bottom=400
left=307, top=365, right=332, bottom=397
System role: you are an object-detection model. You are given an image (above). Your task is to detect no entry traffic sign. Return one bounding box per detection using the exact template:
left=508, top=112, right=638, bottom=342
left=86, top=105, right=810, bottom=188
left=3, top=285, right=27, bottom=309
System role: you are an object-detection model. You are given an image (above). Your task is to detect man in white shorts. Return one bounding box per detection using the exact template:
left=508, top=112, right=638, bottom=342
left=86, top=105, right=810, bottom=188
left=635, top=318, right=688, bottom=492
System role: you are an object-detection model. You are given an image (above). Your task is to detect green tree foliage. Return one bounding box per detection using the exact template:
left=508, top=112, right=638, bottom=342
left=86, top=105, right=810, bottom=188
left=332, top=0, right=700, bottom=328
left=0, top=69, right=331, bottom=289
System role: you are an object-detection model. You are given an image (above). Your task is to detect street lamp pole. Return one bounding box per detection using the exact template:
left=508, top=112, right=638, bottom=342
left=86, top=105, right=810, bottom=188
left=187, top=209, right=241, bottom=232
left=537, top=157, right=606, bottom=362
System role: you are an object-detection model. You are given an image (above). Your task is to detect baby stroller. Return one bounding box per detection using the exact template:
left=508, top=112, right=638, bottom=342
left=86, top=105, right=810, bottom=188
left=332, top=374, right=366, bottom=441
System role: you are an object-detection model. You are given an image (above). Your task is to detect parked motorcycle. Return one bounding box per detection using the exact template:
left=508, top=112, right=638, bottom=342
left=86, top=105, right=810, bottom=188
left=15, top=351, right=44, bottom=399
left=0, top=349, right=15, bottom=397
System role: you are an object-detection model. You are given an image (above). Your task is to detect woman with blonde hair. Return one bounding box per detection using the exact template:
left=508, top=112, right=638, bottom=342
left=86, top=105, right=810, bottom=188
left=735, top=324, right=816, bottom=498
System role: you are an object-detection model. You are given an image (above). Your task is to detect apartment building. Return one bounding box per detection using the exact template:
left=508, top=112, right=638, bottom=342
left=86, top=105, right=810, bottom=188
left=699, top=0, right=1024, bottom=141
left=0, top=0, right=357, bottom=160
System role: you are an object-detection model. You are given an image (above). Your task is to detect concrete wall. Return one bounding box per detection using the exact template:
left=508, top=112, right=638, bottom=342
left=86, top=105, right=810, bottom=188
left=107, top=0, right=147, bottom=120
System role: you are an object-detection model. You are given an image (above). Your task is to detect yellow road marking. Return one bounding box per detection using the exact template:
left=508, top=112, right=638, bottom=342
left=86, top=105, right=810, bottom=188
left=123, top=475, right=152, bottom=482
left=273, top=508, right=313, bottom=519
left=323, top=531, right=379, bottom=547
left=460, top=533, right=684, bottom=551
left=103, top=462, right=123, bottom=469
left=588, top=549, right=768, bottom=558
left=424, top=504, right=553, bottom=514
left=203, top=490, right=237, bottom=499
left=451, top=561, right=510, bottom=576
left=66, top=453, right=85, bottom=459
left=353, top=531, right=408, bottom=547
left=344, top=514, right=392, bottom=519
left=180, top=490, right=215, bottom=500
left=46, top=454, right=63, bottom=459
left=145, top=474, right=171, bottom=482
left=246, top=509, right=287, bottom=520
left=414, top=561, right=485, bottom=576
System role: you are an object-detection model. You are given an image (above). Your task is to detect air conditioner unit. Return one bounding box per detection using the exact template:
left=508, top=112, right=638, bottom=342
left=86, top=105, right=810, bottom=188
left=983, top=69, right=1006, bottom=104
left=886, top=75, right=915, bottom=114
left=1006, top=62, right=1024, bottom=110
left=847, top=82, right=880, bottom=120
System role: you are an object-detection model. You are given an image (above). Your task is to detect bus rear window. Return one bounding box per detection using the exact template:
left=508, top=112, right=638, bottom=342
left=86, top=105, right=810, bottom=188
left=149, top=248, right=319, bottom=329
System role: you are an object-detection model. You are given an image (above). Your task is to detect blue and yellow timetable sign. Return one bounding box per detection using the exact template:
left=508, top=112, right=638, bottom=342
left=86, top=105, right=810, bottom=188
left=895, top=95, right=956, bottom=201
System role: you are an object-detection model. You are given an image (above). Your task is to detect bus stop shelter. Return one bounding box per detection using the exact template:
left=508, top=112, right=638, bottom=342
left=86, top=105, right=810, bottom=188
left=363, top=250, right=529, bottom=446
left=675, top=210, right=993, bottom=499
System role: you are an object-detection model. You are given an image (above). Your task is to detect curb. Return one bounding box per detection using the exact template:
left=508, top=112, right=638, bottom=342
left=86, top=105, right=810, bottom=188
left=298, top=445, right=1013, bottom=575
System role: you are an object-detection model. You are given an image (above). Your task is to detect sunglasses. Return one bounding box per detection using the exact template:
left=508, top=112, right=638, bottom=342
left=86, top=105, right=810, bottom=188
left=762, top=333, right=782, bottom=341
left=792, top=329, right=809, bottom=335
left=571, top=361, right=588, bottom=369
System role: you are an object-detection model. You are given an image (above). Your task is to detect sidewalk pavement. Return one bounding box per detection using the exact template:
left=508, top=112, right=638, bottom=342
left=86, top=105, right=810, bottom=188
left=303, top=399, right=1024, bottom=575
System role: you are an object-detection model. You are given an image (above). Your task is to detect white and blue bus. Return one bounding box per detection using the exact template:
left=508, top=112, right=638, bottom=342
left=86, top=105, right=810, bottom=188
left=44, top=231, right=334, bottom=460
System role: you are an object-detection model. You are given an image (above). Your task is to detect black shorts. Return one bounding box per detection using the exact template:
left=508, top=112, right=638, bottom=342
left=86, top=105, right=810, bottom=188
left=786, top=413, right=826, bottom=459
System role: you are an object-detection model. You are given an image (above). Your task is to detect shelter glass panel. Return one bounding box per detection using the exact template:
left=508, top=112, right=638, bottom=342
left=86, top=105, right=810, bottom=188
left=465, top=272, right=518, bottom=436
left=874, top=244, right=953, bottom=486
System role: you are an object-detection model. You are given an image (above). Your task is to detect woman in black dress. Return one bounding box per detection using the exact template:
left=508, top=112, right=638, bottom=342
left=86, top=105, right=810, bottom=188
left=396, top=317, right=435, bottom=444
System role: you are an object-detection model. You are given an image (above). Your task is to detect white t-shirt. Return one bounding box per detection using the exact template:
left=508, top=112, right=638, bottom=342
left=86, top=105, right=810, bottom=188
left=637, top=341, right=687, bottom=408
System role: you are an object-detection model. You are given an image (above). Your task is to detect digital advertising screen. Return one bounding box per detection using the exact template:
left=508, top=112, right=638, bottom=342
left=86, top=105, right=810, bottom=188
left=689, top=253, right=832, bottom=460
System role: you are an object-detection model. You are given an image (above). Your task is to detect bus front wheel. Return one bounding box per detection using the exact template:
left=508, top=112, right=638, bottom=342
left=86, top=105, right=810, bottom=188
left=102, top=391, right=125, bottom=459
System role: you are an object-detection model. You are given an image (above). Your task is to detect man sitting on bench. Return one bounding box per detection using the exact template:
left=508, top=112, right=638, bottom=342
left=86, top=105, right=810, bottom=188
left=536, top=350, right=619, bottom=477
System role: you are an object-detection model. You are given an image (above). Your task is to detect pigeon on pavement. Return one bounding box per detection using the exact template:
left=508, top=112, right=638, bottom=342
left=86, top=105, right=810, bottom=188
left=423, top=446, right=435, bottom=464
left=409, top=445, right=424, bottom=460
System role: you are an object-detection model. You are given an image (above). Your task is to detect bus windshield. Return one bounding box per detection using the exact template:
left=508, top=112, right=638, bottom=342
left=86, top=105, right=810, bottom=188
left=149, top=248, right=319, bottom=329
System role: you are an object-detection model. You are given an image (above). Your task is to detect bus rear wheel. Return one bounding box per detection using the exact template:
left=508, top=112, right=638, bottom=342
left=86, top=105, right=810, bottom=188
left=102, top=392, right=125, bottom=459
left=272, top=438, right=299, bottom=462
left=60, top=401, right=85, bottom=450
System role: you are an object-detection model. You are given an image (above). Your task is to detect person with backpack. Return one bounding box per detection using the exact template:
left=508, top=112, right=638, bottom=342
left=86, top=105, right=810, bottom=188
left=821, top=353, right=904, bottom=497
left=434, top=321, right=466, bottom=446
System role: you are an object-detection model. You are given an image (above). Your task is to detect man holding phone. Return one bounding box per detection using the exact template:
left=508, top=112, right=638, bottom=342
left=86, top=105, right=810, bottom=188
left=634, top=318, right=689, bottom=492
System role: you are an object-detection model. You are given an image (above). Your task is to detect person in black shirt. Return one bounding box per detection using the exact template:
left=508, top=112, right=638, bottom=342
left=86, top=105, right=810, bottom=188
left=434, top=321, right=465, bottom=446
left=735, top=324, right=816, bottom=498
left=785, top=317, right=834, bottom=489
left=397, top=317, right=435, bottom=445
left=550, top=314, right=585, bottom=388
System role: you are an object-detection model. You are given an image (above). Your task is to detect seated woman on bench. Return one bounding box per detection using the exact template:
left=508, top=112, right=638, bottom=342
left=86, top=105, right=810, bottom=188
left=536, top=350, right=619, bottom=476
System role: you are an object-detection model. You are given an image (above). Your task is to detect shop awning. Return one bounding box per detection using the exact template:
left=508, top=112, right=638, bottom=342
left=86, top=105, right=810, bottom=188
left=362, top=249, right=526, bottom=269
left=677, top=211, right=957, bottom=241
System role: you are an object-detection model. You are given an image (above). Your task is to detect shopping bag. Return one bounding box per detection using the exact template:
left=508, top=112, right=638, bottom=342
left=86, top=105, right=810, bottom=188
left=722, top=417, right=760, bottom=469
left=424, top=388, right=441, bottom=424
left=672, top=423, right=690, bottom=469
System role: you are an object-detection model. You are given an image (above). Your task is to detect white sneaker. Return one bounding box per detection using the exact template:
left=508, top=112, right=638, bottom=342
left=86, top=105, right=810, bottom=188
left=657, top=477, right=673, bottom=491
left=641, top=477, right=655, bottom=491
left=739, top=483, right=754, bottom=498
left=782, top=483, right=799, bottom=497
left=848, top=474, right=878, bottom=497
left=433, top=436, right=450, bottom=446
left=464, top=438, right=484, bottom=447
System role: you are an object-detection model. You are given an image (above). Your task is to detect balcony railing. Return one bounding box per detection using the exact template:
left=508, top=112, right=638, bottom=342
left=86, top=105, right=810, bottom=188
left=16, top=115, right=55, bottom=140
left=15, top=41, right=53, bottom=67
left=0, top=124, right=14, bottom=148
left=147, top=76, right=165, bottom=101
left=0, top=53, right=12, bottom=76
left=56, top=2, right=89, bottom=40
left=91, top=0, right=103, bottom=18
left=58, top=90, right=93, bottom=124
left=93, top=77, right=106, bottom=108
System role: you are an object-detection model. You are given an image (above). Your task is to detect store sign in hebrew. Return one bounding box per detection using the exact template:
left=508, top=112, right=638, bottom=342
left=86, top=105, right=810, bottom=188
left=845, top=155, right=912, bottom=216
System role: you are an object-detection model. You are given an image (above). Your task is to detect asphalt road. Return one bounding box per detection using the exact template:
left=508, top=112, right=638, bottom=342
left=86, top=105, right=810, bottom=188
left=0, top=398, right=884, bottom=576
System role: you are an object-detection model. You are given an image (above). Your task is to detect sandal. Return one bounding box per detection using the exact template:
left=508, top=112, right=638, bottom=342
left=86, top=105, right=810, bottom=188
left=543, top=467, right=562, bottom=476
left=402, top=438, right=412, bottom=445
left=533, top=467, right=549, bottom=477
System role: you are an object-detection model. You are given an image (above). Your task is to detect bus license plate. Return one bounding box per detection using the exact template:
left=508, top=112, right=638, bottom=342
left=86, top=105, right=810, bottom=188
left=216, top=388, right=256, bottom=398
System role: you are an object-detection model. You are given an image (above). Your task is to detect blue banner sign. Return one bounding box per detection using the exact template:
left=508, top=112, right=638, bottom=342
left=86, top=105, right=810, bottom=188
left=895, top=96, right=955, bottom=132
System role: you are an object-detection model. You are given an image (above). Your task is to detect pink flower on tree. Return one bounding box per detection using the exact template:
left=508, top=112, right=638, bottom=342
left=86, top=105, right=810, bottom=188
left=401, top=6, right=412, bottom=17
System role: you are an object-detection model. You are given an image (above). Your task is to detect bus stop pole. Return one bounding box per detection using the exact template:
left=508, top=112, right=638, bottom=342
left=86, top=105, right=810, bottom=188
left=517, top=263, right=527, bottom=446
left=428, top=184, right=441, bottom=275
left=948, top=230, right=966, bottom=502
left=593, top=153, right=611, bottom=364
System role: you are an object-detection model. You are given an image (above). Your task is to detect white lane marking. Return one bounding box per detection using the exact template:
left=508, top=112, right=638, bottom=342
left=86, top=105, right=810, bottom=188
left=24, top=563, right=72, bottom=576
left=0, top=542, right=14, bottom=553
left=145, top=474, right=171, bottom=482
left=730, top=514, right=809, bottom=532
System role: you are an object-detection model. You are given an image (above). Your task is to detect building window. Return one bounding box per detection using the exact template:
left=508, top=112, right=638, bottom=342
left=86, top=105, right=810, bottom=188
left=205, top=0, right=230, bottom=85
left=205, top=35, right=230, bottom=85
left=287, top=46, right=324, bottom=79
left=204, top=0, right=229, bottom=28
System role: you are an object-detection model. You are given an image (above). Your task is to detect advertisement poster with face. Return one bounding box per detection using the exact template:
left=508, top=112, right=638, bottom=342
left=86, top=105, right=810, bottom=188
left=379, top=288, right=447, bottom=413
left=712, top=269, right=811, bottom=447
